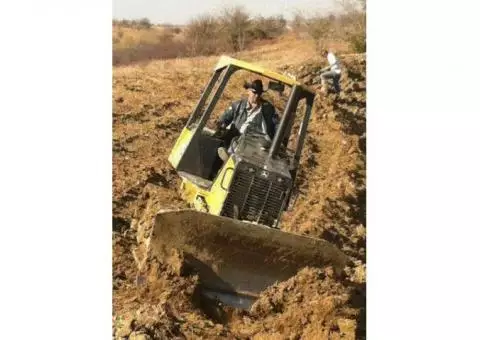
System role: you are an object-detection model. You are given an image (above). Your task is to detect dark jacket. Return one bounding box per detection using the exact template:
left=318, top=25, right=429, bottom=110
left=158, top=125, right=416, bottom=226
left=218, top=98, right=279, bottom=141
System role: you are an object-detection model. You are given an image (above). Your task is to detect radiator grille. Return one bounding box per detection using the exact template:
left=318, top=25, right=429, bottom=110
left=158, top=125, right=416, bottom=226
left=221, top=166, right=289, bottom=227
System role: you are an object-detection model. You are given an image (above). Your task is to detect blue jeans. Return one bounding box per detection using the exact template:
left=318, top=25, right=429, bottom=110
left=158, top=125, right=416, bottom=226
left=320, top=70, right=341, bottom=93
left=227, top=137, right=239, bottom=154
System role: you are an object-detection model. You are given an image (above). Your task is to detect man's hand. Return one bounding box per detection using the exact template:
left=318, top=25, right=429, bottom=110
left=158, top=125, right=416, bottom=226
left=216, top=121, right=227, bottom=130
left=213, top=121, right=227, bottom=138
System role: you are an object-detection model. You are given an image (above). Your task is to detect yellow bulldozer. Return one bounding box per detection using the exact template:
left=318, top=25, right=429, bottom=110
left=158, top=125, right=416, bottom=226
left=151, top=56, right=348, bottom=309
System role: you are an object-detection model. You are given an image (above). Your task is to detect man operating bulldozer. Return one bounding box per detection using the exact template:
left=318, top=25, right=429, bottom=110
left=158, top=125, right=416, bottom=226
left=215, top=79, right=279, bottom=161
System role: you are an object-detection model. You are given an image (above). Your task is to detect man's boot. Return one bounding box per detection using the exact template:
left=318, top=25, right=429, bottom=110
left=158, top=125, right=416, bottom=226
left=217, top=147, right=229, bottom=162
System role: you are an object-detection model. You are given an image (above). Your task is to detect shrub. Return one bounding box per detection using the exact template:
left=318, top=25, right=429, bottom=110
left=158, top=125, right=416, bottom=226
left=248, top=15, right=287, bottom=40
left=291, top=0, right=366, bottom=53
left=112, top=18, right=152, bottom=30
left=113, top=33, right=187, bottom=65
left=345, top=12, right=366, bottom=52
left=305, top=15, right=336, bottom=41
left=136, top=18, right=152, bottom=29
left=291, top=12, right=306, bottom=32
left=336, top=0, right=366, bottom=52
left=184, top=14, right=222, bottom=56
left=220, top=6, right=252, bottom=52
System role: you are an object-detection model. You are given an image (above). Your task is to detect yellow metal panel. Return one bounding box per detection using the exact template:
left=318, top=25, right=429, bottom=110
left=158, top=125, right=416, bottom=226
left=205, top=157, right=236, bottom=215
left=180, top=179, right=199, bottom=204
left=177, top=157, right=234, bottom=216
left=168, top=127, right=194, bottom=168
left=180, top=178, right=211, bottom=206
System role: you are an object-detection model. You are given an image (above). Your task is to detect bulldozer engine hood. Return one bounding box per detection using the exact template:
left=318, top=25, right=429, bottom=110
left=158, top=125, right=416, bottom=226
left=232, top=133, right=292, bottom=179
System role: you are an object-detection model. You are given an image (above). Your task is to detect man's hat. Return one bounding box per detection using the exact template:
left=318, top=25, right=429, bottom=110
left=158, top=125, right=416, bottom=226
left=243, top=79, right=265, bottom=95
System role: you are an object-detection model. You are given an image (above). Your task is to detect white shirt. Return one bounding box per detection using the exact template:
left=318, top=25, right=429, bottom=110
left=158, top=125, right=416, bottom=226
left=327, top=52, right=341, bottom=74
left=239, top=103, right=266, bottom=135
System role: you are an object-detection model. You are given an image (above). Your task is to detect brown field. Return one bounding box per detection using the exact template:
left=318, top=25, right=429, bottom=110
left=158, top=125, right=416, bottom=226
left=112, top=32, right=366, bottom=339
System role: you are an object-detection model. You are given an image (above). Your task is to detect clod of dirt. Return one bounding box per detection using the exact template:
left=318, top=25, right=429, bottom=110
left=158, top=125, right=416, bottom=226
left=129, top=332, right=152, bottom=340
left=116, top=317, right=134, bottom=338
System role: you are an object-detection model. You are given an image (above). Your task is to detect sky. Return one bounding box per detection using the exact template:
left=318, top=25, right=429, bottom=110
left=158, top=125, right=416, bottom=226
left=113, top=0, right=339, bottom=24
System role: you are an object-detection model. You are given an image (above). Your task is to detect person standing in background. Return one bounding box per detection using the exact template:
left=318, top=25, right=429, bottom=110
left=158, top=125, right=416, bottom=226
left=319, top=49, right=342, bottom=94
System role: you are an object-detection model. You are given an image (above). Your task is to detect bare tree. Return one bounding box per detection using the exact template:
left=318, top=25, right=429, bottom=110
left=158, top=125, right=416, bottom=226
left=336, top=0, right=365, bottom=13
left=184, top=15, right=220, bottom=56
left=220, top=6, right=251, bottom=52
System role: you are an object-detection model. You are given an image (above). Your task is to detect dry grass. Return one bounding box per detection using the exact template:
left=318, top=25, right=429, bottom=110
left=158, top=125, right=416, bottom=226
left=112, top=25, right=186, bottom=65
left=113, top=8, right=290, bottom=65
left=112, top=26, right=183, bottom=49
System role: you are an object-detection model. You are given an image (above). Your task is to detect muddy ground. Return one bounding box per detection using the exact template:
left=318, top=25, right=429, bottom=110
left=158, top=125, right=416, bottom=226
left=112, top=55, right=366, bottom=339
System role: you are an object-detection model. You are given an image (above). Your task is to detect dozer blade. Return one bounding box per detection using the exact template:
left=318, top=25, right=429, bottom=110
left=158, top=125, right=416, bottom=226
left=151, top=209, right=348, bottom=309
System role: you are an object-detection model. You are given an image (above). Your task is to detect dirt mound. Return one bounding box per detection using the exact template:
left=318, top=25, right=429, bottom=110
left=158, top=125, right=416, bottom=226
left=113, top=254, right=233, bottom=339
left=233, top=267, right=363, bottom=339
left=113, top=54, right=366, bottom=339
